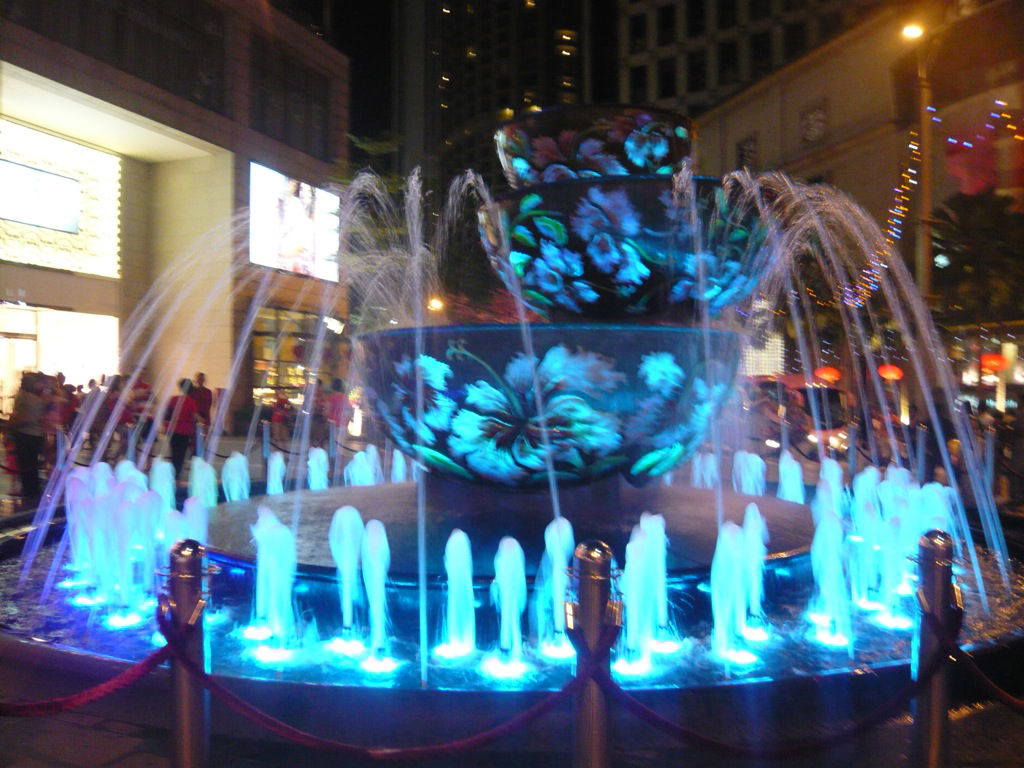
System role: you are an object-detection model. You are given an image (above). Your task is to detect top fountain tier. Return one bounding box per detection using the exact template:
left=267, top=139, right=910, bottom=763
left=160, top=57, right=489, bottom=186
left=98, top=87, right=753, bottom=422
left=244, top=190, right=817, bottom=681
left=494, top=105, right=693, bottom=189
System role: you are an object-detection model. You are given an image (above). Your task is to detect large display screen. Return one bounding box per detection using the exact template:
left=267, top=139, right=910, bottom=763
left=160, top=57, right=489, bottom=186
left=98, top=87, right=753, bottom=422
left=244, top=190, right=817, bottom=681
left=0, top=159, right=82, bottom=233
left=248, top=162, right=340, bottom=282
left=0, top=120, right=120, bottom=278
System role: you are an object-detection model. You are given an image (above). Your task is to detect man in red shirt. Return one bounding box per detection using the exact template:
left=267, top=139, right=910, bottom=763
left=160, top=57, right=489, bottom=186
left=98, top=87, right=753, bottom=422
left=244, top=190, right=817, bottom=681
left=189, top=371, right=213, bottom=426
left=166, top=378, right=199, bottom=482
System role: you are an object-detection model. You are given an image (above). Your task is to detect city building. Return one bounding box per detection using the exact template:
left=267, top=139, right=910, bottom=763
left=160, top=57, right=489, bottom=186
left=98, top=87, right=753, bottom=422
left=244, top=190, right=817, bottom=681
left=0, top=0, right=349, bottom=418
left=392, top=0, right=619, bottom=194
left=619, top=0, right=887, bottom=118
left=695, top=0, right=1024, bottom=408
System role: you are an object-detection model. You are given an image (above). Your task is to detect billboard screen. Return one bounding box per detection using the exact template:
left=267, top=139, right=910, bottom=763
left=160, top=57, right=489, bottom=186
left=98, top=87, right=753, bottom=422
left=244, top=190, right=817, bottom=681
left=248, top=162, right=340, bottom=282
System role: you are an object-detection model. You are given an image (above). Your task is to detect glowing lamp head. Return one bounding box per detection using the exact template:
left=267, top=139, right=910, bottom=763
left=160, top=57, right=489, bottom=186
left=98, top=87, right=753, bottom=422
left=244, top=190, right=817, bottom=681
left=980, top=353, right=1008, bottom=373
left=902, top=23, right=925, bottom=40
left=878, top=364, right=904, bottom=382
left=427, top=297, right=445, bottom=312
left=813, top=365, right=841, bottom=384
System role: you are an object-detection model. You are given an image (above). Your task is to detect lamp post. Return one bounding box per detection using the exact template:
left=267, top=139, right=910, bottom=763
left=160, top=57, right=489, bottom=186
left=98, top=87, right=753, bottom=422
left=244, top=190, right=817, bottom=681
left=902, top=22, right=936, bottom=303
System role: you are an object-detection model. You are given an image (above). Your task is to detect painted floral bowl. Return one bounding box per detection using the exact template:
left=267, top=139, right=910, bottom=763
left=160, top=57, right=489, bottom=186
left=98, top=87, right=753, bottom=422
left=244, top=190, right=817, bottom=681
left=494, top=105, right=693, bottom=189
left=477, top=175, right=770, bottom=320
left=360, top=324, right=740, bottom=488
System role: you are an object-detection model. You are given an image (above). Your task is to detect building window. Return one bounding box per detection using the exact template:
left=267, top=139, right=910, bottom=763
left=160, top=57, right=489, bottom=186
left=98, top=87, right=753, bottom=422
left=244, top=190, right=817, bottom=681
left=750, top=31, right=772, bottom=76
left=800, top=102, right=828, bottom=144
left=717, top=0, right=737, bottom=29
left=657, top=57, right=677, bottom=99
left=784, top=22, right=807, bottom=59
left=686, top=0, right=706, bottom=38
left=749, top=0, right=772, bottom=21
left=736, top=134, right=758, bottom=169
left=629, top=13, right=648, bottom=53
left=630, top=64, right=649, bottom=103
left=251, top=36, right=330, bottom=160
left=818, top=11, right=843, bottom=38
left=718, top=40, right=739, bottom=85
left=4, top=0, right=226, bottom=114
left=687, top=49, right=707, bottom=91
left=656, top=5, right=676, bottom=46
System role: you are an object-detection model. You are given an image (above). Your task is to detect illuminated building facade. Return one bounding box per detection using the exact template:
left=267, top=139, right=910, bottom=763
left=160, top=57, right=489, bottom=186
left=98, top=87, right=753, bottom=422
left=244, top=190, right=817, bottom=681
left=620, top=0, right=885, bottom=117
left=0, top=0, right=349, bottom=416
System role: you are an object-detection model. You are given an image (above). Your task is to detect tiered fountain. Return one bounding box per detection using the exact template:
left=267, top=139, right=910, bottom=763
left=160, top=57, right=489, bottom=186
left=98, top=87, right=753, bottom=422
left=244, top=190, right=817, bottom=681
left=1, top=105, right=1022, bottom=748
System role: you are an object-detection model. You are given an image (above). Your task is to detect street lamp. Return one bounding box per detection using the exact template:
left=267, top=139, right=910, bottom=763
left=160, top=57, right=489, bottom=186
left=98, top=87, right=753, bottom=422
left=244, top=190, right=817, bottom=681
left=902, top=20, right=942, bottom=304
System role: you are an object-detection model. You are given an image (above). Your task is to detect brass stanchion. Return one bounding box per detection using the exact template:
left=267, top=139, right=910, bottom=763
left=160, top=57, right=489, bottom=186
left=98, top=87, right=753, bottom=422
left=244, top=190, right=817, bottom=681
left=167, top=540, right=209, bottom=768
left=913, top=530, right=960, bottom=768
left=567, top=540, right=618, bottom=768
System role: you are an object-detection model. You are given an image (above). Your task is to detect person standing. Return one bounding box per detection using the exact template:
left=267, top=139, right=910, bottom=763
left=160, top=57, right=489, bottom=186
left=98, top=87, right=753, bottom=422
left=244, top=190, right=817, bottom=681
left=189, top=372, right=213, bottom=426
left=165, top=378, right=199, bottom=483
left=10, top=372, right=47, bottom=499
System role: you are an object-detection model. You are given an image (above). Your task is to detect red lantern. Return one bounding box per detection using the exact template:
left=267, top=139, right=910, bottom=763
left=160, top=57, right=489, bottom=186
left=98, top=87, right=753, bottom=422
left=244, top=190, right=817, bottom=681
left=813, top=365, right=841, bottom=383
left=878, top=364, right=904, bottom=382
left=980, top=353, right=1008, bottom=373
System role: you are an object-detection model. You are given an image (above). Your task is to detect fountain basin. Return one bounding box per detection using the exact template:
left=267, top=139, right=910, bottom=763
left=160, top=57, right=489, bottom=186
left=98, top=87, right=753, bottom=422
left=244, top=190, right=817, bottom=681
left=360, top=324, right=740, bottom=487
left=477, top=176, right=768, bottom=319
left=493, top=105, right=693, bottom=188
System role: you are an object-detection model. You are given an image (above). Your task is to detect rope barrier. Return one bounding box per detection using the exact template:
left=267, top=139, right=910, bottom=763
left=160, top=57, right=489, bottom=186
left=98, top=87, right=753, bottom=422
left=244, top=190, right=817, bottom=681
left=789, top=442, right=821, bottom=463
left=595, top=648, right=944, bottom=760
left=0, top=646, right=171, bottom=717
left=920, top=607, right=1024, bottom=714
left=268, top=441, right=357, bottom=457
left=156, top=607, right=620, bottom=760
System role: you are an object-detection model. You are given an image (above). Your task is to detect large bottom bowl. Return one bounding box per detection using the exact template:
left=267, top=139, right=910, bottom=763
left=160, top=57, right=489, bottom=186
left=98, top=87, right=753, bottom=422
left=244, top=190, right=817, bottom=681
left=360, top=324, right=740, bottom=488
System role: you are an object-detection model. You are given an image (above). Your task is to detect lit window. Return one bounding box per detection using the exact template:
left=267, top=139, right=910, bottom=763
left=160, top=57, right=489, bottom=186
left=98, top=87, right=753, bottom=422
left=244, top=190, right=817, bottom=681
left=561, top=77, right=577, bottom=88
left=557, top=45, right=576, bottom=57
left=440, top=102, right=449, bottom=109
left=466, top=47, right=477, bottom=58
left=499, top=107, right=515, bottom=120
left=556, top=29, right=578, bottom=42
left=442, top=6, right=451, bottom=13
left=524, top=0, right=536, bottom=7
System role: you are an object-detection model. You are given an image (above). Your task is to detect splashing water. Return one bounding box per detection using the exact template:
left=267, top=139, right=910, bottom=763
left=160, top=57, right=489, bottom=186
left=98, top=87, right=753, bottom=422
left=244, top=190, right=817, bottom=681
left=537, top=517, right=575, bottom=658
left=250, top=506, right=297, bottom=646
left=490, top=536, right=527, bottom=666
left=731, top=450, right=766, bottom=496
left=188, top=457, right=218, bottom=510
left=435, top=529, right=476, bottom=659
left=361, top=519, right=391, bottom=656
left=327, top=505, right=365, bottom=655
left=221, top=452, right=251, bottom=502
left=307, top=447, right=329, bottom=491
left=266, top=451, right=286, bottom=496
left=776, top=449, right=805, bottom=504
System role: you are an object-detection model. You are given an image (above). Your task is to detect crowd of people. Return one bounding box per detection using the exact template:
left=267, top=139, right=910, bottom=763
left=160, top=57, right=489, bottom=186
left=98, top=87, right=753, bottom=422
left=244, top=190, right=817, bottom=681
left=2, top=370, right=213, bottom=501
left=2, top=371, right=356, bottom=502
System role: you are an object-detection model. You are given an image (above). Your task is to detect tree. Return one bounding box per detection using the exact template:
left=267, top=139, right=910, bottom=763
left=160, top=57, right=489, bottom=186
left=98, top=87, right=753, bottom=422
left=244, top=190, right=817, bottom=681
left=931, top=191, right=1024, bottom=323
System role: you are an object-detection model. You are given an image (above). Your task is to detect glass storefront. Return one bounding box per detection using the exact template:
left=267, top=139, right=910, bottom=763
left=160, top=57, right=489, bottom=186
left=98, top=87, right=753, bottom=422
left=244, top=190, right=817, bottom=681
left=251, top=307, right=348, bottom=406
left=0, top=304, right=119, bottom=414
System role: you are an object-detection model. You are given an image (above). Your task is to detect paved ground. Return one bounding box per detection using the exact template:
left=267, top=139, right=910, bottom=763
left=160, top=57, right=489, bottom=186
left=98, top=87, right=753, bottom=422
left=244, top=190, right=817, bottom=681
left=2, top=443, right=1024, bottom=766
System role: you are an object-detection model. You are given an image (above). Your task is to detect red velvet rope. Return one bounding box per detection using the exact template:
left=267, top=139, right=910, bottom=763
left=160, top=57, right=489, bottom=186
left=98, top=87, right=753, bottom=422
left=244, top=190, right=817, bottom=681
left=0, top=645, right=171, bottom=717
left=921, top=608, right=1024, bottom=714
left=158, top=608, right=620, bottom=760
left=595, top=649, right=944, bottom=760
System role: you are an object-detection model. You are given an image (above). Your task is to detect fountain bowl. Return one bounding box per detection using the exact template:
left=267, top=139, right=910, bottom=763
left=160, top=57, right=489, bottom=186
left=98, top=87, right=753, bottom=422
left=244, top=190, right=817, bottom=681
left=360, top=323, right=740, bottom=488
left=493, top=104, right=693, bottom=189
left=477, top=176, right=768, bottom=320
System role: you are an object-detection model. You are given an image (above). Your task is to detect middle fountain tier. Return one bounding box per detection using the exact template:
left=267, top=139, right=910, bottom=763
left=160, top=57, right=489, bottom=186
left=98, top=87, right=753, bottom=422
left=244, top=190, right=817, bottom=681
left=362, top=323, right=739, bottom=488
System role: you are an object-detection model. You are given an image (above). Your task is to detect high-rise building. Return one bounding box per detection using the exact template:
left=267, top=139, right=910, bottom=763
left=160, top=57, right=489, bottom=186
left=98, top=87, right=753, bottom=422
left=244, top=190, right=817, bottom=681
left=393, top=0, right=618, bottom=193
left=620, top=0, right=889, bottom=117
